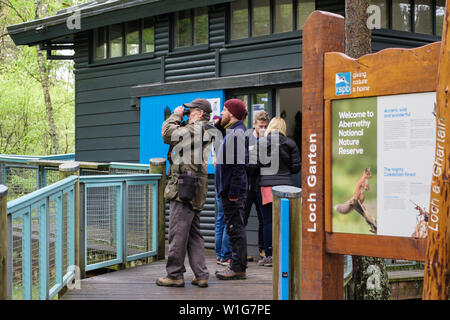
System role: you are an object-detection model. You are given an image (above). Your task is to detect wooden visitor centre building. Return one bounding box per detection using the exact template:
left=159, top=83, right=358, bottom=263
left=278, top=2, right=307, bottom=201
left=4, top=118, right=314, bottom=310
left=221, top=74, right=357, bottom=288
left=7, top=0, right=446, bottom=254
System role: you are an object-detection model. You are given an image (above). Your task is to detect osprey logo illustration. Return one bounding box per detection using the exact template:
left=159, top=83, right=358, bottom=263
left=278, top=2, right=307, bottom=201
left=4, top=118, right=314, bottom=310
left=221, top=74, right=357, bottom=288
left=335, top=72, right=351, bottom=96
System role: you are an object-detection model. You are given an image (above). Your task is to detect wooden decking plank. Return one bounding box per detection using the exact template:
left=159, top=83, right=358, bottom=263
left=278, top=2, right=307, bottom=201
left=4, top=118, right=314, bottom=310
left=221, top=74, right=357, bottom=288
left=62, top=249, right=272, bottom=300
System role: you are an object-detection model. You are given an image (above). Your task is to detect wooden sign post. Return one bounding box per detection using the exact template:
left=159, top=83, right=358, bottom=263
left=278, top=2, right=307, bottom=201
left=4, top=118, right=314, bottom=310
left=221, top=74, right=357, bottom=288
left=302, top=4, right=449, bottom=300
left=423, top=0, right=450, bottom=300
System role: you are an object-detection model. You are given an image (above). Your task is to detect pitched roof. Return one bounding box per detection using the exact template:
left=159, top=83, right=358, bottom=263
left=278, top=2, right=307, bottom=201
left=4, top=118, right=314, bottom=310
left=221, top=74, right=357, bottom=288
left=7, top=0, right=230, bottom=46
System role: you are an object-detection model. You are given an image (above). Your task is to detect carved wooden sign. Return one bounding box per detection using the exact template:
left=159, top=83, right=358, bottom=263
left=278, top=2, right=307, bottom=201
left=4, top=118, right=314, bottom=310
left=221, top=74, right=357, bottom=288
left=302, top=4, right=449, bottom=300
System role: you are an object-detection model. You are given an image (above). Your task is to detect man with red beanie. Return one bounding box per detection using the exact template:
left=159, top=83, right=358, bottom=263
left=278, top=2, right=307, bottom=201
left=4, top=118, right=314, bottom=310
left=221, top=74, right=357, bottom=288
left=214, top=99, right=249, bottom=280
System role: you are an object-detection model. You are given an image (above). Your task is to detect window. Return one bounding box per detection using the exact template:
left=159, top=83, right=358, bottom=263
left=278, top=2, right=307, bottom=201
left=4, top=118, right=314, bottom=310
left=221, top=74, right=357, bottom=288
left=194, top=7, right=209, bottom=45
left=230, top=91, right=271, bottom=129
left=252, top=0, right=270, bottom=37
left=126, top=20, right=140, bottom=56
left=390, top=0, right=442, bottom=35
left=436, top=0, right=445, bottom=36
left=371, top=0, right=389, bottom=29
left=230, top=0, right=315, bottom=41
left=93, top=18, right=155, bottom=61
left=143, top=18, right=155, bottom=53
left=174, top=7, right=209, bottom=49
left=414, top=0, right=432, bottom=34
left=109, top=24, right=123, bottom=58
left=275, top=0, right=293, bottom=33
left=392, top=0, right=411, bottom=32
left=297, top=0, right=315, bottom=30
left=93, top=27, right=107, bottom=60
left=231, top=0, right=249, bottom=39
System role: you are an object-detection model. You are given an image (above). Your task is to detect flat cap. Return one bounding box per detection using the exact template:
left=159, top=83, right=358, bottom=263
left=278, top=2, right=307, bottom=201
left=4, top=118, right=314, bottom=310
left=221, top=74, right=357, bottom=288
left=183, top=98, right=212, bottom=114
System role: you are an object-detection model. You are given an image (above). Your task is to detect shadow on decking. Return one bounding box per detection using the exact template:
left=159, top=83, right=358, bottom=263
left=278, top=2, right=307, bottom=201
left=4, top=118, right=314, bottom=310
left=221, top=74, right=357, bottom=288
left=62, top=248, right=273, bottom=300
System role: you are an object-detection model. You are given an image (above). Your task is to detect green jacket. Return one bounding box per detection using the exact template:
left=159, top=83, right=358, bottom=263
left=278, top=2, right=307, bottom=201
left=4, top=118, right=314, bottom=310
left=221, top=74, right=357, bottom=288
left=162, top=113, right=212, bottom=211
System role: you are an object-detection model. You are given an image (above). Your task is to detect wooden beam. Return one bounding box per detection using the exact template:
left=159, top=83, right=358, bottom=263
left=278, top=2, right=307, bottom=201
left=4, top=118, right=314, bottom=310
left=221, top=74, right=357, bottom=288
left=326, top=233, right=427, bottom=261
left=301, top=10, right=345, bottom=300
left=423, top=0, right=450, bottom=300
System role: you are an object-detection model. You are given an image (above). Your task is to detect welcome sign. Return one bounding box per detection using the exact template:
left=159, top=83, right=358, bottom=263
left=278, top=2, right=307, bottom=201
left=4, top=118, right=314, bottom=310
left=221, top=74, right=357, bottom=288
left=331, top=92, right=436, bottom=237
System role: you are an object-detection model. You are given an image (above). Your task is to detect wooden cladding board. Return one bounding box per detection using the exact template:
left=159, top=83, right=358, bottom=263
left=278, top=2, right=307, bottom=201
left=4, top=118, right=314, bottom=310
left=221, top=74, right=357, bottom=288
left=324, top=42, right=441, bottom=100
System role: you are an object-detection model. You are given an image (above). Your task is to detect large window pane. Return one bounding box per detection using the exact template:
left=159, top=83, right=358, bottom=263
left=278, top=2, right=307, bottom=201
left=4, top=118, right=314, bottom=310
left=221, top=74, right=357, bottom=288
left=436, top=0, right=445, bottom=36
left=194, top=7, right=208, bottom=45
left=371, top=0, right=388, bottom=29
left=297, top=0, right=315, bottom=30
left=414, top=0, right=432, bottom=34
left=231, top=0, right=249, bottom=40
left=175, top=10, right=191, bottom=48
left=252, top=0, right=270, bottom=37
left=251, top=93, right=269, bottom=128
left=392, top=0, right=411, bottom=32
left=94, top=27, right=106, bottom=61
left=142, top=18, right=155, bottom=53
left=126, top=20, right=140, bottom=56
left=109, top=24, right=123, bottom=58
left=274, top=0, right=293, bottom=33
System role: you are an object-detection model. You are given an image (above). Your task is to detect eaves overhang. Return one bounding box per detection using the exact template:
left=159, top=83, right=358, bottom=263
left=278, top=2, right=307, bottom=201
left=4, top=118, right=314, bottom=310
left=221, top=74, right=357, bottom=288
left=7, top=0, right=232, bottom=46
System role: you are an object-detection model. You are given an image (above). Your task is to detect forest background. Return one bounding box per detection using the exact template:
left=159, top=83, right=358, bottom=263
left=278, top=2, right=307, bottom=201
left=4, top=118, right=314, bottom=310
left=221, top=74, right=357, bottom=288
left=0, top=0, right=87, bottom=156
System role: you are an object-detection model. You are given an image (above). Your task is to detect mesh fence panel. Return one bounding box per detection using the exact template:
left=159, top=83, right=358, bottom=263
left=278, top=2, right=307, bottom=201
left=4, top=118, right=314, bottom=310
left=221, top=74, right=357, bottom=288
left=12, top=216, right=23, bottom=300
left=45, top=168, right=60, bottom=187
left=127, top=184, right=152, bottom=256
left=31, top=208, right=40, bottom=300
left=63, top=193, right=69, bottom=278
left=48, top=199, right=57, bottom=290
left=86, top=186, right=118, bottom=266
left=3, top=165, right=38, bottom=201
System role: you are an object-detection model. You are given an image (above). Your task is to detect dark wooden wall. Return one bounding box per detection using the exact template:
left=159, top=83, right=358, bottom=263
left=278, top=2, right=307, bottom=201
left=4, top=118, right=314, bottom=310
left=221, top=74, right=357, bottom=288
left=73, top=0, right=439, bottom=164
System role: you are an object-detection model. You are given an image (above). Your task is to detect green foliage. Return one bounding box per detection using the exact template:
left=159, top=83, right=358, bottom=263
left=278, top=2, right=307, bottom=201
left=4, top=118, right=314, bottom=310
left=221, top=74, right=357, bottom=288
left=0, top=0, right=82, bottom=156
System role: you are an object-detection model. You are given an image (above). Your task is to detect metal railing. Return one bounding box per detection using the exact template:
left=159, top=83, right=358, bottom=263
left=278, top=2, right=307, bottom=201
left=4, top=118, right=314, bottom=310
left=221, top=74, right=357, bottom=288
left=80, top=174, right=160, bottom=272
left=5, top=176, right=78, bottom=300
left=0, top=155, right=150, bottom=202
left=1, top=172, right=162, bottom=300
left=0, top=154, right=75, bottom=201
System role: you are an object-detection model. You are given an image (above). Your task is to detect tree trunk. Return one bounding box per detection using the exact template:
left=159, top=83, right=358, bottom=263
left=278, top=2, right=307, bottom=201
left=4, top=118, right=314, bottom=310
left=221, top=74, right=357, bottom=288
left=35, top=0, right=60, bottom=155
left=345, top=0, right=391, bottom=300
left=345, top=0, right=372, bottom=57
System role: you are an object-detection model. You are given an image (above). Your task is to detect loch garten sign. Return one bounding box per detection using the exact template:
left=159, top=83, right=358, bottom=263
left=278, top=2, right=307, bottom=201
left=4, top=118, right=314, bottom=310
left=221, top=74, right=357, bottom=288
left=302, top=6, right=449, bottom=300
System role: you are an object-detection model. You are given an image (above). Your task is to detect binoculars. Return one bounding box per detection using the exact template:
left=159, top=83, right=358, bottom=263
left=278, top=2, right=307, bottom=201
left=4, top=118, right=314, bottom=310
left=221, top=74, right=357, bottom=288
left=183, top=108, right=190, bottom=116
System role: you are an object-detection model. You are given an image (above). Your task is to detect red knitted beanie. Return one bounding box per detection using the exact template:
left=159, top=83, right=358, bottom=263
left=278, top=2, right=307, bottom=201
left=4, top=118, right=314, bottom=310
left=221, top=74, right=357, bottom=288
left=224, top=99, right=247, bottom=120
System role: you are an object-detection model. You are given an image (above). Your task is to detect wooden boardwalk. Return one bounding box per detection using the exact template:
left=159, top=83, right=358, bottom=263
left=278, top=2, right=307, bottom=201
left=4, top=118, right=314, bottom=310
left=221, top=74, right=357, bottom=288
left=62, top=248, right=273, bottom=300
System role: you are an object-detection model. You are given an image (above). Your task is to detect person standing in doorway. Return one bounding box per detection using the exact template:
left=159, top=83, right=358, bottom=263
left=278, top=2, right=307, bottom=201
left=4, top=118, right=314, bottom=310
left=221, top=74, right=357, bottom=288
left=258, top=117, right=301, bottom=267
left=214, top=99, right=249, bottom=280
left=156, top=98, right=212, bottom=288
left=243, top=111, right=269, bottom=260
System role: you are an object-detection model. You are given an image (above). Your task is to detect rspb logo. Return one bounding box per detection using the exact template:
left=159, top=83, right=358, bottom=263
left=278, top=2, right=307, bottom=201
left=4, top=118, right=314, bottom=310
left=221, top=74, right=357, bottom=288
left=335, top=72, right=351, bottom=96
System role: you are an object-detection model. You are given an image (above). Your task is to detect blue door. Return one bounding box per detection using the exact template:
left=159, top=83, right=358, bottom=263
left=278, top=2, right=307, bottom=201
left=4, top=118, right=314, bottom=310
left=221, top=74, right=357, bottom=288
left=140, top=90, right=224, bottom=173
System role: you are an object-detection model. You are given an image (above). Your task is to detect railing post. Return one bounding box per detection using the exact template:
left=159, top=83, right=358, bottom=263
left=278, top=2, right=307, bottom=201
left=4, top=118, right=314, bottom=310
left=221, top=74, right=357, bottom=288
left=58, top=161, right=82, bottom=277
left=149, top=158, right=166, bottom=260
left=272, top=185, right=302, bottom=300
left=0, top=185, right=9, bottom=300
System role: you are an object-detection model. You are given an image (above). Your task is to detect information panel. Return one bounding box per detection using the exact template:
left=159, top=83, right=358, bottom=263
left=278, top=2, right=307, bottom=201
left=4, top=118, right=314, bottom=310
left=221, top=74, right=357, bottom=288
left=331, top=92, right=436, bottom=237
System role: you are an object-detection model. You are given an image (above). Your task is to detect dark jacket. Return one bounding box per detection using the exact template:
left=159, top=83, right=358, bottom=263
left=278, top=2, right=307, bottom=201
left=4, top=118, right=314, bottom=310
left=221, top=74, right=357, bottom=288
left=246, top=134, right=261, bottom=191
left=258, top=131, right=301, bottom=187
left=214, top=120, right=248, bottom=198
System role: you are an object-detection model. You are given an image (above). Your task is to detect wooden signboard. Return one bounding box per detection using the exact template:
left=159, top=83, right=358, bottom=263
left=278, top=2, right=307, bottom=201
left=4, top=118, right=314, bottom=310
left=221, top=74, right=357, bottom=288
left=302, top=4, right=449, bottom=300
